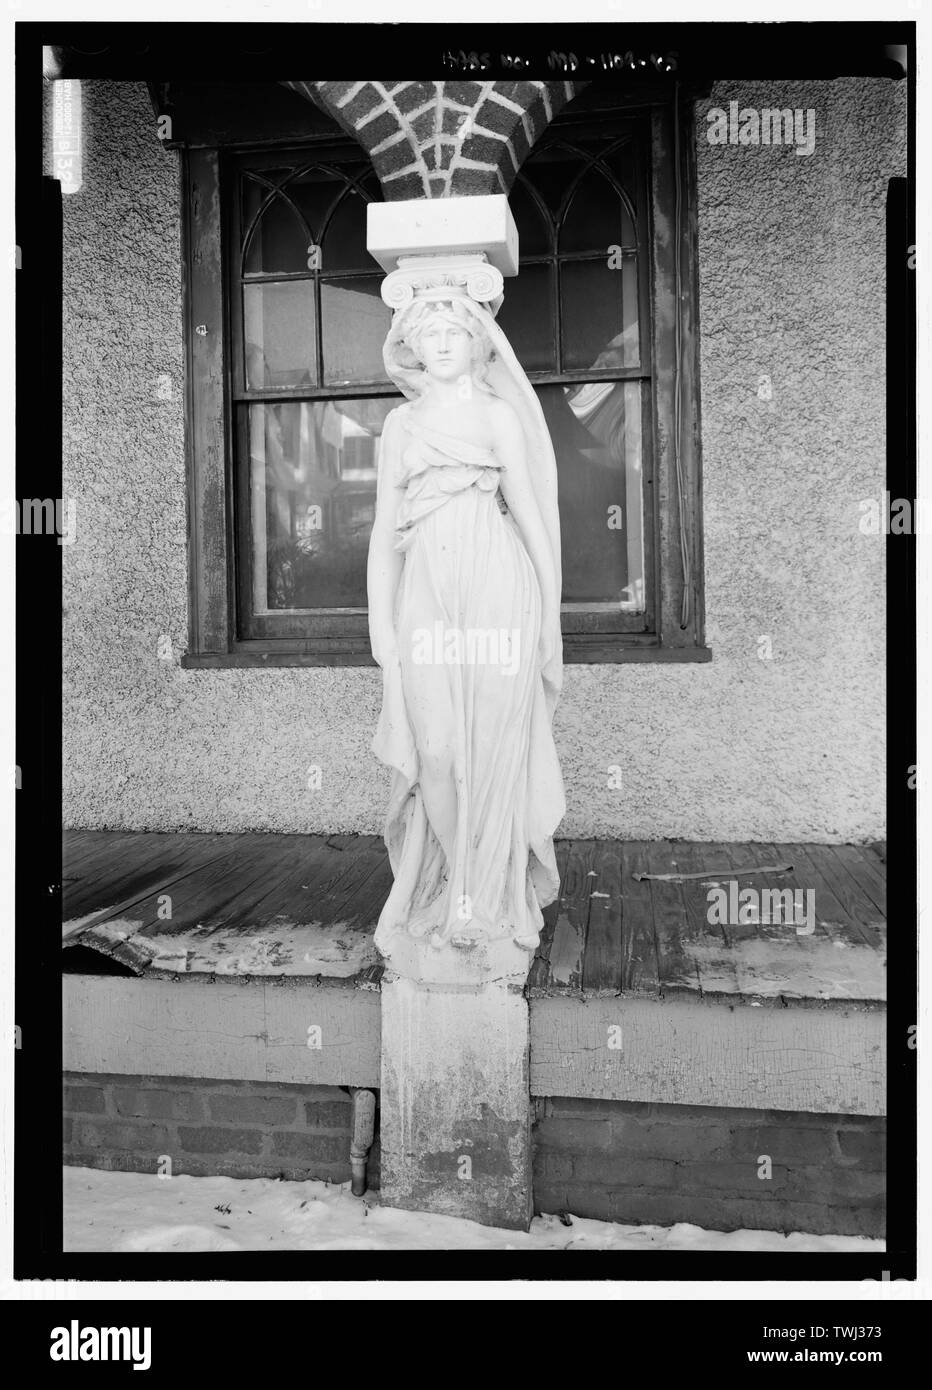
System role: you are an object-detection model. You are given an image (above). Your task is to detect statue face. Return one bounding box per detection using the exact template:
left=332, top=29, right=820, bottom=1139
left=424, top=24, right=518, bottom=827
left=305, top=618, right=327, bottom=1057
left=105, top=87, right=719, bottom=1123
left=414, top=316, right=474, bottom=383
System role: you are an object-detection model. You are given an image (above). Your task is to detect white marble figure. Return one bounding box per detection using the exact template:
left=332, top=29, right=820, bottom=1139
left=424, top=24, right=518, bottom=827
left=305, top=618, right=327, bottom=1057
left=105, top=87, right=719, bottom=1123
left=367, top=282, right=565, bottom=961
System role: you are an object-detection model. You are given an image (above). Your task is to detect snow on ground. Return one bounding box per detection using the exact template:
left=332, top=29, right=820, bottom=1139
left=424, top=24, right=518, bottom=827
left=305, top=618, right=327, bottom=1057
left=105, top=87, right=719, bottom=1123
left=63, top=1167, right=884, bottom=1253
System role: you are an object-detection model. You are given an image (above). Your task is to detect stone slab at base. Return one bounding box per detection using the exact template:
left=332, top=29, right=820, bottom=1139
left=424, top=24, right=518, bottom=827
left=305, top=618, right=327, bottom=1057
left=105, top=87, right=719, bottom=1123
left=383, top=930, right=534, bottom=985
left=379, top=973, right=532, bottom=1230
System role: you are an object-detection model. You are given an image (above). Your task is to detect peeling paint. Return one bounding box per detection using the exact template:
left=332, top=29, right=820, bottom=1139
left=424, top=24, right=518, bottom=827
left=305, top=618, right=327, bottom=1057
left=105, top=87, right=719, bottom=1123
left=63, top=917, right=379, bottom=978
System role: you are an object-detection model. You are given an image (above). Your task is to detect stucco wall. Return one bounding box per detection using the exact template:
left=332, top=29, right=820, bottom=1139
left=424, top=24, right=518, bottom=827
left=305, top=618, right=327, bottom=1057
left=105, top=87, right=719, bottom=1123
left=60, top=79, right=903, bottom=840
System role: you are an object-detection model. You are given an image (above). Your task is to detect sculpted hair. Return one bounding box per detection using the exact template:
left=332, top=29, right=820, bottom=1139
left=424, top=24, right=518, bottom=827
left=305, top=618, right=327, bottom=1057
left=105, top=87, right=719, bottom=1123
left=402, top=299, right=496, bottom=386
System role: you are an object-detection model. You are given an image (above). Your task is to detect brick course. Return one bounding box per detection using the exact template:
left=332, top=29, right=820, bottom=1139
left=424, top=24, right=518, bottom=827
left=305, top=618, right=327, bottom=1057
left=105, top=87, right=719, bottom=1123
left=283, top=79, right=587, bottom=199
left=63, top=1074, right=376, bottom=1188
left=62, top=1076, right=883, bottom=1236
left=532, top=1097, right=885, bottom=1239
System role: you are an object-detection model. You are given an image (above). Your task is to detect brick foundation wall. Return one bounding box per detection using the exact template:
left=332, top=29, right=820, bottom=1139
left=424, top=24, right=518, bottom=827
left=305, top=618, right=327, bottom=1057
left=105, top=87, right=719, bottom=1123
left=63, top=1075, right=883, bottom=1237
left=532, top=1098, right=885, bottom=1238
left=63, top=1074, right=380, bottom=1188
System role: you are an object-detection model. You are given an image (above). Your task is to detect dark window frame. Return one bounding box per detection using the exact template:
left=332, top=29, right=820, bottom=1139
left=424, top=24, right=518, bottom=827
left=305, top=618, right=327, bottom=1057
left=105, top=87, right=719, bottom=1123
left=176, top=81, right=710, bottom=667
left=228, top=142, right=391, bottom=645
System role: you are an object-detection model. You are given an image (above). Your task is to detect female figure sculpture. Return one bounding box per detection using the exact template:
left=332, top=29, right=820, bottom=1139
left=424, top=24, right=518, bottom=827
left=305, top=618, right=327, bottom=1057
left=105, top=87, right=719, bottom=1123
left=368, top=282, right=565, bottom=965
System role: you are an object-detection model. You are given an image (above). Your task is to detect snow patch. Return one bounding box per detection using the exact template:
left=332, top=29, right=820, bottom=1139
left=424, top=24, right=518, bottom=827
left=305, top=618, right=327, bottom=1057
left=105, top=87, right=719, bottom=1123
left=64, top=1167, right=884, bottom=1254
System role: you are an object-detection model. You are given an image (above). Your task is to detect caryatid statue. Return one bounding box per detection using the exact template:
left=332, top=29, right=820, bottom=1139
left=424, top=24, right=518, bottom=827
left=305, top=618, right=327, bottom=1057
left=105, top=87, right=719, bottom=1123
left=367, top=267, right=565, bottom=973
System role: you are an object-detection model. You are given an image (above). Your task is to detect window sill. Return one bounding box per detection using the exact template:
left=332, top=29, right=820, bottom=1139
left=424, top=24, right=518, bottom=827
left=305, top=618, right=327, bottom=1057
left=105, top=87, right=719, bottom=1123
left=180, top=644, right=713, bottom=669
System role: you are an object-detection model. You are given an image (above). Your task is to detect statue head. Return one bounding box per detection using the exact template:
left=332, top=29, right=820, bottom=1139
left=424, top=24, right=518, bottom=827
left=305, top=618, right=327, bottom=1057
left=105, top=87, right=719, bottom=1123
left=389, top=296, right=496, bottom=395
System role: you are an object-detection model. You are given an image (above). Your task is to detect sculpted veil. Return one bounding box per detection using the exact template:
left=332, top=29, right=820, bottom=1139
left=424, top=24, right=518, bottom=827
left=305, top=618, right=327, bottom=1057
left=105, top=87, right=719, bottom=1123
left=367, top=283, right=565, bottom=963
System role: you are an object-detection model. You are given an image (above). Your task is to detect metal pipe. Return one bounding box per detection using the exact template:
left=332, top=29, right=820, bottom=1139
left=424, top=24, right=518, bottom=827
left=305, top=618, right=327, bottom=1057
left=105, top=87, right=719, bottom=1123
left=349, top=1088, right=376, bottom=1197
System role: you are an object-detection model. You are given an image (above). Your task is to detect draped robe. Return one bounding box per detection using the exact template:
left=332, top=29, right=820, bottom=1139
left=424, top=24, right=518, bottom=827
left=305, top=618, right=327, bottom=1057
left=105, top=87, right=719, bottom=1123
left=372, top=400, right=566, bottom=954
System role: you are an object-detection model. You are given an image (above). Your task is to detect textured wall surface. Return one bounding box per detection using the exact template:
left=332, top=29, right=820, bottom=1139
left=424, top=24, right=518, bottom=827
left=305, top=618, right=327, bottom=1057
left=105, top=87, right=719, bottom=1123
left=61, top=79, right=903, bottom=839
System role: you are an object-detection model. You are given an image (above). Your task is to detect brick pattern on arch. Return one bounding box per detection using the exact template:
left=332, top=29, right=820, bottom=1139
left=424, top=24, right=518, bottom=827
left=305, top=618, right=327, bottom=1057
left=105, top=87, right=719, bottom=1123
left=283, top=79, right=589, bottom=199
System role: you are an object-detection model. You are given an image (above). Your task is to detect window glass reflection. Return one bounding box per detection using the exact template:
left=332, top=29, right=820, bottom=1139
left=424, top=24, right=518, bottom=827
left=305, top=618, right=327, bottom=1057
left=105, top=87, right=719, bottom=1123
left=242, top=178, right=313, bottom=276
left=320, top=279, right=392, bottom=384
left=248, top=398, right=398, bottom=611
left=495, top=263, right=555, bottom=373
left=559, top=168, right=636, bottom=255
left=561, top=256, right=640, bottom=372
left=244, top=281, right=317, bottom=390
left=537, top=381, right=646, bottom=613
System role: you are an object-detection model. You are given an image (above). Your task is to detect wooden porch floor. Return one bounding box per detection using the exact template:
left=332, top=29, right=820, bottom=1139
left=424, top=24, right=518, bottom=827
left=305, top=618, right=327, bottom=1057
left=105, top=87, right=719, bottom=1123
left=61, top=831, right=886, bottom=1007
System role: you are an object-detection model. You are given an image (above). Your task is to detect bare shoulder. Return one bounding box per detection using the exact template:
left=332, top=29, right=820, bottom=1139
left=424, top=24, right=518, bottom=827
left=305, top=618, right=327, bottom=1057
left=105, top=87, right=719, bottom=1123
left=383, top=401, right=410, bottom=428
left=485, top=394, right=522, bottom=433
left=381, top=401, right=411, bottom=442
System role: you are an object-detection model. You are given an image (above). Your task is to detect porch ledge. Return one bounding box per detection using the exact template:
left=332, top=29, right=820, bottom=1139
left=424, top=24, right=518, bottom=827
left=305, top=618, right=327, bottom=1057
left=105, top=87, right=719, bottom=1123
left=62, top=831, right=887, bottom=1115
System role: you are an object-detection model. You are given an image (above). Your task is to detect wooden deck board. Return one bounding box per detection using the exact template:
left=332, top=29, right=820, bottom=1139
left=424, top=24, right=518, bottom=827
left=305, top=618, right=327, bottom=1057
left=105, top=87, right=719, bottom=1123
left=63, top=831, right=230, bottom=921
left=311, top=835, right=386, bottom=921
left=62, top=832, right=886, bottom=1005
left=546, top=839, right=597, bottom=991
left=617, top=841, right=659, bottom=995
left=63, top=829, right=162, bottom=913
left=646, top=839, right=698, bottom=995
left=62, top=829, right=138, bottom=878
left=742, top=842, right=805, bottom=942
left=717, top=842, right=776, bottom=945
left=814, top=849, right=885, bottom=952
left=722, top=842, right=810, bottom=997
left=528, top=840, right=569, bottom=992
left=119, top=834, right=300, bottom=935
left=828, top=844, right=887, bottom=922
left=63, top=831, right=387, bottom=982
left=205, top=834, right=334, bottom=934
left=664, top=841, right=726, bottom=942
left=787, top=843, right=879, bottom=950
left=153, top=836, right=318, bottom=937
left=664, top=841, right=739, bottom=998
left=581, top=841, right=623, bottom=995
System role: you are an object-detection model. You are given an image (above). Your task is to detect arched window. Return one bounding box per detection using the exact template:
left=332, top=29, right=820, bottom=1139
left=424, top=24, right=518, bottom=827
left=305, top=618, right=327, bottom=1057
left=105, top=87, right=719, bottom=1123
left=497, top=121, right=653, bottom=638
left=229, top=143, right=398, bottom=637
left=182, top=85, right=705, bottom=665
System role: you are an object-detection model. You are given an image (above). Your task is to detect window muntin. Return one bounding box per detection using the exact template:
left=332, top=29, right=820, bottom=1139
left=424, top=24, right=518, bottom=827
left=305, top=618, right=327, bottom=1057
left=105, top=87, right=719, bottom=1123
left=497, top=123, right=654, bottom=631
left=228, top=145, right=400, bottom=641
left=223, top=116, right=663, bottom=649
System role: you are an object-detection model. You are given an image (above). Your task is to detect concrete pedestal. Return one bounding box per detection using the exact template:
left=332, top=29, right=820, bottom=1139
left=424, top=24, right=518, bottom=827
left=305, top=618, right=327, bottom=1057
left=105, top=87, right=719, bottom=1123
left=379, top=969, right=533, bottom=1231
